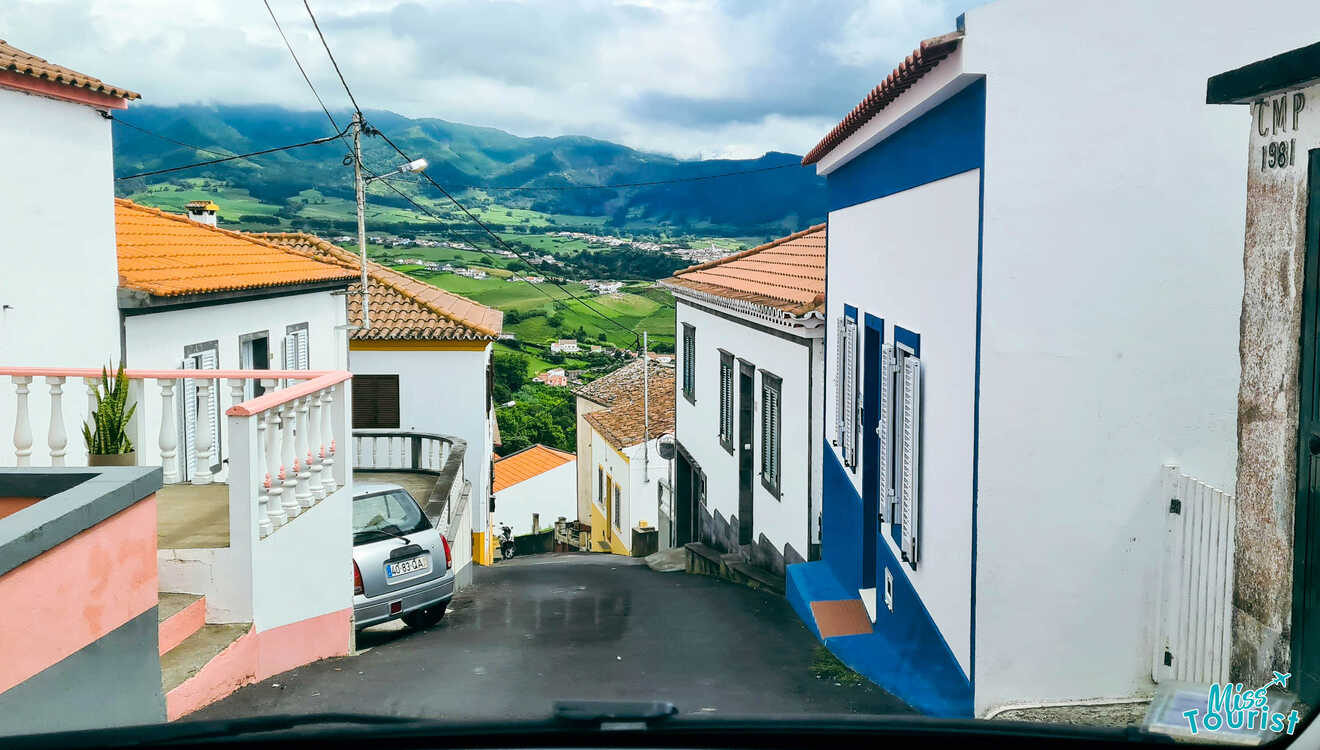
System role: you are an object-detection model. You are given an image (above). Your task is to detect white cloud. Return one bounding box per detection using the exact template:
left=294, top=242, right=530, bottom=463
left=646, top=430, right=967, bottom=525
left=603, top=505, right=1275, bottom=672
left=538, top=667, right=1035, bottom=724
left=0, top=0, right=967, bottom=158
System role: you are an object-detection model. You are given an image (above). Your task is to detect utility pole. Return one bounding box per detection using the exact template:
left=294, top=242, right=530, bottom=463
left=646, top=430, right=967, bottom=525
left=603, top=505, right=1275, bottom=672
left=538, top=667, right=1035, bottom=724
left=352, top=111, right=370, bottom=330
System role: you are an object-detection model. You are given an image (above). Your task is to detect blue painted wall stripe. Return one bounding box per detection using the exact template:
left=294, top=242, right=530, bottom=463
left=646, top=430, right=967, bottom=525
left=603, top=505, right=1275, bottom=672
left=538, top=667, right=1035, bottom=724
left=827, top=79, right=986, bottom=212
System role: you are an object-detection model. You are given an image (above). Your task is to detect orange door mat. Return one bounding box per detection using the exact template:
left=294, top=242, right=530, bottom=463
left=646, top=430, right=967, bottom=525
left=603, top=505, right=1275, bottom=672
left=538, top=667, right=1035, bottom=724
left=810, top=599, right=873, bottom=638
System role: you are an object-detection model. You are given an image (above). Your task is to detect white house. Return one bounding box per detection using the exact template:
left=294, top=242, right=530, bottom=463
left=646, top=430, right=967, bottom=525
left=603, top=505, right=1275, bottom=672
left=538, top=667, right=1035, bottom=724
left=660, top=225, right=826, bottom=577
left=0, top=40, right=138, bottom=465
left=256, top=233, right=505, bottom=565
left=787, top=0, right=1320, bottom=719
left=550, top=339, right=580, bottom=354
left=492, top=444, right=576, bottom=537
left=115, top=200, right=356, bottom=480
left=573, top=359, right=673, bottom=555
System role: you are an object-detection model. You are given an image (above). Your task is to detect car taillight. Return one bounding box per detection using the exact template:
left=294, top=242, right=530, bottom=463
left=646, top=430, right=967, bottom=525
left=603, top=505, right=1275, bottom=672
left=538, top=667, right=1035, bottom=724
left=440, top=535, right=452, bottom=570
left=353, top=560, right=363, bottom=595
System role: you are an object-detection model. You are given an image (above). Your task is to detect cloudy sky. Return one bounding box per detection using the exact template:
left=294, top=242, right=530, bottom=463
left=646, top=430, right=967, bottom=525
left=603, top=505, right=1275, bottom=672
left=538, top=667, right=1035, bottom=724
left=2, top=0, right=973, bottom=159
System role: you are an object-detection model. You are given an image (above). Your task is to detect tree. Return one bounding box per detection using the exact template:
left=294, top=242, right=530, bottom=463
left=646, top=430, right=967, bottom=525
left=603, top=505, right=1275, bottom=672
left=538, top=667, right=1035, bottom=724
left=492, top=352, right=530, bottom=394
left=504, top=309, right=522, bottom=324
left=597, top=332, right=608, bottom=342
left=545, top=351, right=566, bottom=364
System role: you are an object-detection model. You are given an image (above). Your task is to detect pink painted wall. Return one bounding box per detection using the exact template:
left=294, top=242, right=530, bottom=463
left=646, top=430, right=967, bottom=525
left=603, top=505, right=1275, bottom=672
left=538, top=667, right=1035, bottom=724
left=0, top=496, right=158, bottom=694
left=166, top=607, right=350, bottom=720
left=0, top=497, right=39, bottom=520
left=158, top=596, right=207, bottom=656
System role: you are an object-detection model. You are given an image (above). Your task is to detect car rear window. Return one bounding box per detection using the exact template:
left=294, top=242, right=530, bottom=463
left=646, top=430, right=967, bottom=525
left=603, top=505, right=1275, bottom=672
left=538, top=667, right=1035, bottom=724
left=353, top=490, right=431, bottom=543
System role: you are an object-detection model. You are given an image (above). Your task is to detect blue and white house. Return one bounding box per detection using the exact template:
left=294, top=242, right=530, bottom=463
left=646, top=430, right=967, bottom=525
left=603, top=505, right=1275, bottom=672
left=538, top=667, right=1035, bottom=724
left=787, top=0, right=1320, bottom=719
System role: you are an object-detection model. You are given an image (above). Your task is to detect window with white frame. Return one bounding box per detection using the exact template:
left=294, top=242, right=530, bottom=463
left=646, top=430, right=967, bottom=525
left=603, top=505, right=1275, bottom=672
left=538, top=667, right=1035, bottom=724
left=760, top=372, right=782, bottom=496
left=283, top=322, right=310, bottom=370
left=682, top=324, right=696, bottom=401
left=877, top=335, right=923, bottom=569
left=597, top=466, right=604, bottom=505
left=836, top=309, right=860, bottom=470
left=719, top=351, right=734, bottom=453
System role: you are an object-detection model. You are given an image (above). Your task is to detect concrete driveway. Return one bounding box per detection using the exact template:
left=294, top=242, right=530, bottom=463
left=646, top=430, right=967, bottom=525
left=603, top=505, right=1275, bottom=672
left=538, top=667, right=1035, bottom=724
left=192, top=553, right=911, bottom=722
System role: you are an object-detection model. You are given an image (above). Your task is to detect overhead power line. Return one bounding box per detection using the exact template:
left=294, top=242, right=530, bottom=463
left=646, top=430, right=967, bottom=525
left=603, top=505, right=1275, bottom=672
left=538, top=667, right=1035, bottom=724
left=371, top=126, right=643, bottom=342
left=114, top=126, right=351, bottom=181
left=263, top=0, right=342, bottom=134
left=303, top=0, right=361, bottom=115
left=110, top=117, right=234, bottom=160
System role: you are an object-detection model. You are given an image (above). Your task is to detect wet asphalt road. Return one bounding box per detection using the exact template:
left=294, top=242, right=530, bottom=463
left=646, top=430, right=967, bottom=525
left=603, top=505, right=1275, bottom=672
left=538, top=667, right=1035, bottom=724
left=192, top=553, right=910, bottom=722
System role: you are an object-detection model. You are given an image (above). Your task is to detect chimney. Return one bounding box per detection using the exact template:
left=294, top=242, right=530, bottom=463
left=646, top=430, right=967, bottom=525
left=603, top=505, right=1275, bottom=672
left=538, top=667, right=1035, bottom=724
left=184, top=200, right=219, bottom=227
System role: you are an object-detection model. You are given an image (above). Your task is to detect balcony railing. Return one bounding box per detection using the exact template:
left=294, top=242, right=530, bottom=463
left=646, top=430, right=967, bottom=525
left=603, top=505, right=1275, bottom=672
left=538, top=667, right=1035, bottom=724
left=2, top=367, right=351, bottom=539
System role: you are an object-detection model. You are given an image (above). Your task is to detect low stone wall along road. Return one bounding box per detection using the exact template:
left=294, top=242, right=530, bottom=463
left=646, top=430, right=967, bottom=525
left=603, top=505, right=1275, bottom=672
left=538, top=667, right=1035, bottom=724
left=191, top=553, right=910, bottom=721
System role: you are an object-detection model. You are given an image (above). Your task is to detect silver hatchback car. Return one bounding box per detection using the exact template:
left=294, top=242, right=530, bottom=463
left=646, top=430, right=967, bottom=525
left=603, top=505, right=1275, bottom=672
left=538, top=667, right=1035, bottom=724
left=352, top=482, right=455, bottom=631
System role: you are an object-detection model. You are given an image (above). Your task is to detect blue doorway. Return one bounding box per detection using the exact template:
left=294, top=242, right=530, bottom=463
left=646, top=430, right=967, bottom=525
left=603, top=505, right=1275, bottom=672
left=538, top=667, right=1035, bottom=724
left=861, top=314, right=884, bottom=590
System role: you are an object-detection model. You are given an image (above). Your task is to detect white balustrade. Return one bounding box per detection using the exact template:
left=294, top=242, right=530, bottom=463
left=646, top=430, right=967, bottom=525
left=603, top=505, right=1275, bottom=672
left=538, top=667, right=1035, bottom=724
left=320, top=384, right=337, bottom=494
left=45, top=377, right=66, bottom=466
left=263, top=380, right=287, bottom=530
left=280, top=399, right=300, bottom=520
left=12, top=377, right=32, bottom=467
left=6, top=369, right=349, bottom=543
left=158, top=379, right=178, bottom=483
left=308, top=392, right=324, bottom=501
left=294, top=396, right=312, bottom=509
left=256, top=410, right=273, bottom=539
left=192, top=377, right=214, bottom=485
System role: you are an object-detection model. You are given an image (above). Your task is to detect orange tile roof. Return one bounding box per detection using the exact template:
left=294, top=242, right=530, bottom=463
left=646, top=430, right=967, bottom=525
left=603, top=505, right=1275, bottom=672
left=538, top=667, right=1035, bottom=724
left=663, top=224, right=826, bottom=316
left=114, top=200, right=357, bottom=297
left=802, top=31, right=962, bottom=166
left=493, top=444, right=575, bottom=492
left=256, top=233, right=503, bottom=341
left=582, top=362, right=675, bottom=451
left=0, top=40, right=139, bottom=100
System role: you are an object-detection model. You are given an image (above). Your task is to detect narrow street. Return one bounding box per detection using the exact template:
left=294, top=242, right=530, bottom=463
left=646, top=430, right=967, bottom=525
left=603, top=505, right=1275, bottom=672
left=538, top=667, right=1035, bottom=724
left=193, top=554, right=911, bottom=722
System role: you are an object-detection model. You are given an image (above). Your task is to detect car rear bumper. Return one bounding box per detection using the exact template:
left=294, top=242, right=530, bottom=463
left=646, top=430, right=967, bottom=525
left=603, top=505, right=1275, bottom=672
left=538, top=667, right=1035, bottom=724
left=353, top=571, right=455, bottom=629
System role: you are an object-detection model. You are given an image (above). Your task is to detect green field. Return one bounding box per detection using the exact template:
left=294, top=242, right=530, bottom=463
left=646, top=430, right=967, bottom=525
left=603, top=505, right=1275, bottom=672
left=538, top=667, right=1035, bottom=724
left=405, top=270, right=675, bottom=353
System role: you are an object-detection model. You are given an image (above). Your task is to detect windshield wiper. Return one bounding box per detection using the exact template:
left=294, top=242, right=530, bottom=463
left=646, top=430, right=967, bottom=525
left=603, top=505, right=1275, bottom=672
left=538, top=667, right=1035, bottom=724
left=367, top=524, right=410, bottom=544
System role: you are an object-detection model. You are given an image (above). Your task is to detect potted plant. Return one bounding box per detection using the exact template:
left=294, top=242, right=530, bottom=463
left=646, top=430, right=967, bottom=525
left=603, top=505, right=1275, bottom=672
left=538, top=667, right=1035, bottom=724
left=83, top=363, right=137, bottom=467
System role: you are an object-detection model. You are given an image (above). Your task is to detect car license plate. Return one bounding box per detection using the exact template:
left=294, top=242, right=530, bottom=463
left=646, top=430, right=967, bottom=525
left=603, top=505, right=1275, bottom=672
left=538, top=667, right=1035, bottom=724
left=386, top=556, right=429, bottom=578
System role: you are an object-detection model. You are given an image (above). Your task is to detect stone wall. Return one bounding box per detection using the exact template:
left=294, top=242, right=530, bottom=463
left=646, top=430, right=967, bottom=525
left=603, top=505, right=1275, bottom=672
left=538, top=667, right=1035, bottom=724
left=1232, top=81, right=1320, bottom=684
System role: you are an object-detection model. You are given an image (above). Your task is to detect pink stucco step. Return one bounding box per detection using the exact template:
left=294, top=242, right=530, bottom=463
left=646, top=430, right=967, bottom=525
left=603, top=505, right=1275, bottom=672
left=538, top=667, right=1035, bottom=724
left=157, top=593, right=205, bottom=656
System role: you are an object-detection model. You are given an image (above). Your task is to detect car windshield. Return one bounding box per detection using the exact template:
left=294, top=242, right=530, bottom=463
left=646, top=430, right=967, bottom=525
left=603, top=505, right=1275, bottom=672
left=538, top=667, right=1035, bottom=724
left=353, top=490, right=430, bottom=543
left=7, top=2, right=1320, bottom=748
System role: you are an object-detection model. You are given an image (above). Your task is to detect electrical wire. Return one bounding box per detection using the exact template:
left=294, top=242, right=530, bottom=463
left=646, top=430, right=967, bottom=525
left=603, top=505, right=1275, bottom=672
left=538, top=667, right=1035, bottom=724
left=114, top=127, right=351, bottom=181
left=364, top=169, right=645, bottom=343
left=263, top=0, right=342, bottom=133
left=371, top=126, right=643, bottom=342
left=110, top=118, right=235, bottom=160
left=303, top=0, right=361, bottom=115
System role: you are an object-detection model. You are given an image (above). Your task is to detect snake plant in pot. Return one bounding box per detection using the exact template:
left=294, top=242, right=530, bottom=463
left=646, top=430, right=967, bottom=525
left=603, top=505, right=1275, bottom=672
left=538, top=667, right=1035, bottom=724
left=83, top=363, right=138, bottom=467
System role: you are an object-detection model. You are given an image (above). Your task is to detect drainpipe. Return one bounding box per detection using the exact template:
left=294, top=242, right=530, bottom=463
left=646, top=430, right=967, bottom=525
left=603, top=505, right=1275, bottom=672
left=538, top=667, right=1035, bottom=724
left=643, top=331, right=649, bottom=481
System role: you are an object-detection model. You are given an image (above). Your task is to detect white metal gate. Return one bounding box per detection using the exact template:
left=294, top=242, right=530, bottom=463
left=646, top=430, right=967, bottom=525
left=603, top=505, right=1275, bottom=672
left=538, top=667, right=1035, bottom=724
left=1152, top=464, right=1235, bottom=684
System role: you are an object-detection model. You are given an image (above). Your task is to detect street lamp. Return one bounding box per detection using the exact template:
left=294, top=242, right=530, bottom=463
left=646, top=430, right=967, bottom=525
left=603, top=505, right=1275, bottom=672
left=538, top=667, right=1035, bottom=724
left=352, top=112, right=428, bottom=330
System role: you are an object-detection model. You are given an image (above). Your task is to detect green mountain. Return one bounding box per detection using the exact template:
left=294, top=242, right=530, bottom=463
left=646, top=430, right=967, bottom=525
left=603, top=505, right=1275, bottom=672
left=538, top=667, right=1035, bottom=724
left=112, top=105, right=825, bottom=237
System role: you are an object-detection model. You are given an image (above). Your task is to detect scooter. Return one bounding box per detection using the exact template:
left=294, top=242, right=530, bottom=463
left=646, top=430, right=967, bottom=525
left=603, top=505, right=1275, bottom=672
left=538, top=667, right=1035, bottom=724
left=498, top=524, right=515, bottom=560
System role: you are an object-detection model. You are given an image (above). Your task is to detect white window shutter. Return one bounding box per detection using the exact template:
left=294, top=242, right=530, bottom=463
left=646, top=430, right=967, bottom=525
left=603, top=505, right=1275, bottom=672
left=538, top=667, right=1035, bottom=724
left=843, top=318, right=858, bottom=468
left=878, top=343, right=894, bottom=521
left=835, top=318, right=845, bottom=446
left=181, top=357, right=197, bottom=481
left=900, top=354, right=921, bottom=566
left=295, top=331, right=309, bottom=369
left=200, top=349, right=219, bottom=472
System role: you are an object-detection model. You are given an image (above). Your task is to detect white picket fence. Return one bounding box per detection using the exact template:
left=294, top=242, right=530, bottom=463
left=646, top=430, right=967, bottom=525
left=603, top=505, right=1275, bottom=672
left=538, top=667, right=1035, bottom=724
left=1152, top=464, right=1235, bottom=684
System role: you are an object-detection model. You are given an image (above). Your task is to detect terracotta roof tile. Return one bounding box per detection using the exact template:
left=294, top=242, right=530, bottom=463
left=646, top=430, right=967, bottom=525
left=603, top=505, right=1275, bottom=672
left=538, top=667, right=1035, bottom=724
left=255, top=233, right=503, bottom=341
left=582, top=362, right=675, bottom=451
left=0, top=40, right=139, bottom=100
left=802, top=31, right=962, bottom=166
left=663, top=224, right=826, bottom=315
left=114, top=200, right=357, bottom=297
left=572, top=359, right=649, bottom=406
left=493, top=444, right=575, bottom=492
